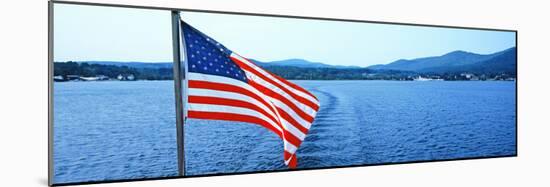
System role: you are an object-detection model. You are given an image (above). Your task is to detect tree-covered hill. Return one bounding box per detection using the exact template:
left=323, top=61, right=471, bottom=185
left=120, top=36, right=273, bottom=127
left=54, top=61, right=173, bottom=80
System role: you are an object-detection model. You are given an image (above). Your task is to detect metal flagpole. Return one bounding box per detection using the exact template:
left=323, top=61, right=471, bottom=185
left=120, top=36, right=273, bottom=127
left=171, top=10, right=186, bottom=176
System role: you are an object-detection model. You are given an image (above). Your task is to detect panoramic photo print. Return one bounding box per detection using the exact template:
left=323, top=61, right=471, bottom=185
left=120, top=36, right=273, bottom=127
left=51, top=3, right=517, bottom=185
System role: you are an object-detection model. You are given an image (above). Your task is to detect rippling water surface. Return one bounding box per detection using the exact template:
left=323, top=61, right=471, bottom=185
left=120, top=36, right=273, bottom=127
left=54, top=80, right=516, bottom=183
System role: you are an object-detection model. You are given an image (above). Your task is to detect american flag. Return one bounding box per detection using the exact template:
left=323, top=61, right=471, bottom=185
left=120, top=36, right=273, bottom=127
left=181, top=21, right=320, bottom=168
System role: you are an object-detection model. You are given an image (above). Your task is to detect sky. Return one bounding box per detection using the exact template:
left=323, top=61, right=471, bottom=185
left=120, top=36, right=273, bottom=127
left=54, top=4, right=516, bottom=67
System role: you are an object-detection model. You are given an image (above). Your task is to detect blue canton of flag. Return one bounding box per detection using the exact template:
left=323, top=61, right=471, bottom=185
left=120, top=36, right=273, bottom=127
left=181, top=22, right=247, bottom=82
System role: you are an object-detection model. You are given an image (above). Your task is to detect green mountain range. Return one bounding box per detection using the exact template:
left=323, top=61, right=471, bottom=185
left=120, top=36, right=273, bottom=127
left=54, top=47, right=516, bottom=81
left=368, top=47, right=516, bottom=75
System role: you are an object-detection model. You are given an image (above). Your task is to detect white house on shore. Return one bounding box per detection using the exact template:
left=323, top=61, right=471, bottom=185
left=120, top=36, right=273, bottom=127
left=116, top=74, right=136, bottom=81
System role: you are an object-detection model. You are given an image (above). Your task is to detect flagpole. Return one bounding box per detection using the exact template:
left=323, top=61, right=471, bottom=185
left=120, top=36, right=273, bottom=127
left=171, top=10, right=186, bottom=176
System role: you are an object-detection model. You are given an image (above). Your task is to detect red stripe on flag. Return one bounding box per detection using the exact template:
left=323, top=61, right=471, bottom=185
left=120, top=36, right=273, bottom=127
left=231, top=56, right=320, bottom=111
left=283, top=130, right=303, bottom=148
left=284, top=151, right=298, bottom=169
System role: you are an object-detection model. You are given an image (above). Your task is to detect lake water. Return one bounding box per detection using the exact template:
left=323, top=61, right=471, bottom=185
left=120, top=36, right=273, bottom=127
left=53, top=80, right=516, bottom=184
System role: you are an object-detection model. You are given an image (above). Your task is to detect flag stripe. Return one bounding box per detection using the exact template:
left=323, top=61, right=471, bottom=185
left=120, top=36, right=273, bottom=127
left=276, top=108, right=309, bottom=134
left=249, top=80, right=315, bottom=122
left=189, top=96, right=282, bottom=129
left=187, top=104, right=282, bottom=135
left=188, top=80, right=307, bottom=142
left=280, top=118, right=306, bottom=140
left=188, top=110, right=282, bottom=138
left=188, top=107, right=301, bottom=148
left=188, top=88, right=279, bottom=122
left=266, top=70, right=318, bottom=100
left=266, top=95, right=313, bottom=129
left=188, top=78, right=310, bottom=129
left=188, top=78, right=278, bottom=118
left=284, top=151, right=298, bottom=167
left=230, top=55, right=320, bottom=111
left=189, top=73, right=314, bottom=128
left=284, top=142, right=297, bottom=154
left=283, top=130, right=303, bottom=149
left=231, top=54, right=320, bottom=105
left=243, top=68, right=319, bottom=114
